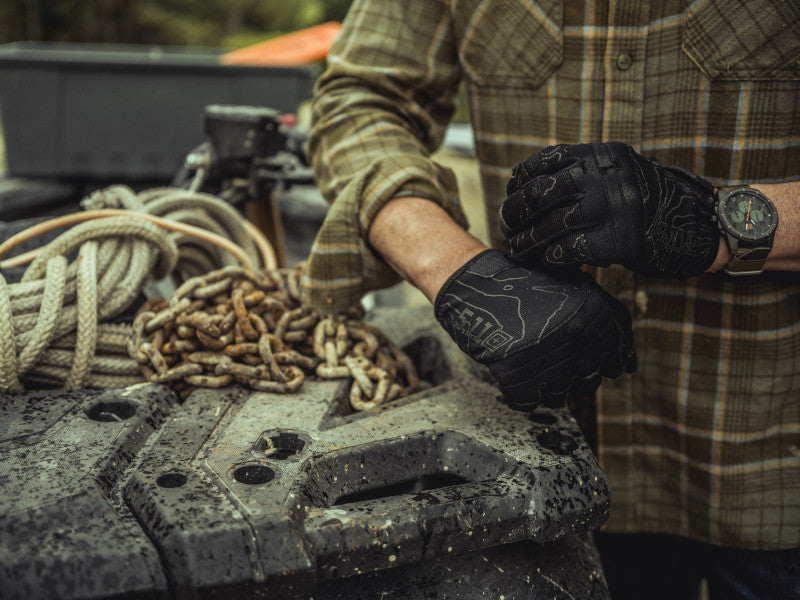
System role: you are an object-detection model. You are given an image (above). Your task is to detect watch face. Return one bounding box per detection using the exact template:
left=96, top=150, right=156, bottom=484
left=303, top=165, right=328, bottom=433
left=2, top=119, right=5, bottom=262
left=718, top=189, right=778, bottom=243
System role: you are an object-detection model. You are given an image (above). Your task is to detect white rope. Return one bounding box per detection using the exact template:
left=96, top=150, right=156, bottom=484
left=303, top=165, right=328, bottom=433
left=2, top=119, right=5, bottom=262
left=0, top=185, right=274, bottom=392
left=0, top=271, right=21, bottom=392
left=66, top=242, right=98, bottom=389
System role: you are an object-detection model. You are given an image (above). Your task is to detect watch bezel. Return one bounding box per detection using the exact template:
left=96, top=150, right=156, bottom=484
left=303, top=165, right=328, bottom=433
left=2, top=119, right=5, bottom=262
left=716, top=187, right=778, bottom=244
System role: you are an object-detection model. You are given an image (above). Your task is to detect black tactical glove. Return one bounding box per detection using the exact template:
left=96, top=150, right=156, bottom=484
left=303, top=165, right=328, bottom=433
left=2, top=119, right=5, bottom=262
left=500, top=142, right=719, bottom=278
left=434, top=249, right=636, bottom=410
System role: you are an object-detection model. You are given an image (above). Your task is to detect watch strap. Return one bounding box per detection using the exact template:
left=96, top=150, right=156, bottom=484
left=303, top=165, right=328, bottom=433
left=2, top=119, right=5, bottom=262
left=724, top=246, right=772, bottom=276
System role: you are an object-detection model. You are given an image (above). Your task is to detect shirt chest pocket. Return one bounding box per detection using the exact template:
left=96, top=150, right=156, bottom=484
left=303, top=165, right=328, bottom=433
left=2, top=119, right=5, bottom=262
left=453, top=0, right=564, bottom=88
left=682, top=0, right=800, bottom=80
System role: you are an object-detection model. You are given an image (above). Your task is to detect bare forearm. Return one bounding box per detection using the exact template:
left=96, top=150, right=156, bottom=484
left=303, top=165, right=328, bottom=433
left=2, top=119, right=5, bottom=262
left=707, top=180, right=800, bottom=272
left=372, top=182, right=798, bottom=290
left=368, top=196, right=487, bottom=302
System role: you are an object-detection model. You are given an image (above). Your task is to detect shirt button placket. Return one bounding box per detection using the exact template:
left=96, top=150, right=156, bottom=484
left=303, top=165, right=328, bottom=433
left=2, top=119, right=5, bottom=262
left=603, top=42, right=646, bottom=142
left=600, top=0, right=650, bottom=142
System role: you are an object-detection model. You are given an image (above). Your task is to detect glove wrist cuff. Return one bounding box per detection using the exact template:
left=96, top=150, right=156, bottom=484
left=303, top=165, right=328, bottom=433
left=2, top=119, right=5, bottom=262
left=433, top=249, right=500, bottom=313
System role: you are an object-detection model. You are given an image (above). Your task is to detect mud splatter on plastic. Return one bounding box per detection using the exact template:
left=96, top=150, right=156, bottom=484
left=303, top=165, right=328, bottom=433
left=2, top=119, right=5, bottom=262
left=1, top=307, right=610, bottom=599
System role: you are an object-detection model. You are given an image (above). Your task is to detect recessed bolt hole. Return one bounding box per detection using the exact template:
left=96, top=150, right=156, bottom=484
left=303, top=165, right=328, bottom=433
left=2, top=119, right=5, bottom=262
left=233, top=464, right=275, bottom=485
left=537, top=429, right=579, bottom=455
left=157, top=472, right=187, bottom=488
left=85, top=401, right=137, bottom=422
left=263, top=432, right=305, bottom=460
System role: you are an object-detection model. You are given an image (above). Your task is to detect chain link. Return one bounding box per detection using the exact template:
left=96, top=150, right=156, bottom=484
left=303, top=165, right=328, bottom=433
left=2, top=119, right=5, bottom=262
left=129, top=265, right=419, bottom=409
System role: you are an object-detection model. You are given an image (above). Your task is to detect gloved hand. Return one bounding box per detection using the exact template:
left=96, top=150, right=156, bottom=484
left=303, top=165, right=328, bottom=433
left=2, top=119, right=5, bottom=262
left=499, top=142, right=719, bottom=278
left=434, top=249, right=636, bottom=410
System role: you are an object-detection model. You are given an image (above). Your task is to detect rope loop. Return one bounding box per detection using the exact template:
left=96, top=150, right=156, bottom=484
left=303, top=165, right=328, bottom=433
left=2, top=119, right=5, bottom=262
left=0, top=186, right=272, bottom=391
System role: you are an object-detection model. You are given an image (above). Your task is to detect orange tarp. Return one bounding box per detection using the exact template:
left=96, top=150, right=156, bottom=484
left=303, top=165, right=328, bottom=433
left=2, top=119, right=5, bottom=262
left=220, top=21, right=342, bottom=66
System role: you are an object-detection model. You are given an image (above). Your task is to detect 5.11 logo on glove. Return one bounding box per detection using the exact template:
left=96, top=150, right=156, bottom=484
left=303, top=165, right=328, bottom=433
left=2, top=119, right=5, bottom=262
left=445, top=305, right=514, bottom=354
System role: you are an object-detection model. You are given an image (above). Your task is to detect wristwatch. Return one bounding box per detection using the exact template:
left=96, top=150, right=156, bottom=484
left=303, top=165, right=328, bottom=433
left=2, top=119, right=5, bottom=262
left=714, top=186, right=778, bottom=276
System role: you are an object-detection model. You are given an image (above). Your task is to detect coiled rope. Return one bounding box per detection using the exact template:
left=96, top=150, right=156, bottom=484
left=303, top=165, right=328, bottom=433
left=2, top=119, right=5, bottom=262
left=0, top=185, right=273, bottom=391
left=0, top=185, right=420, bottom=412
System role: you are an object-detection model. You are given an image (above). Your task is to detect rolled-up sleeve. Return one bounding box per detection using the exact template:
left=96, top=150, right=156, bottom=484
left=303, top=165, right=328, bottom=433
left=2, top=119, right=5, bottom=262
left=302, top=0, right=467, bottom=315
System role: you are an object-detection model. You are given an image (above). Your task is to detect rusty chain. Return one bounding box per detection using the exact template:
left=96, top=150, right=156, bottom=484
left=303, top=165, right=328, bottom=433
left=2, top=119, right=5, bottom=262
left=128, top=265, right=419, bottom=410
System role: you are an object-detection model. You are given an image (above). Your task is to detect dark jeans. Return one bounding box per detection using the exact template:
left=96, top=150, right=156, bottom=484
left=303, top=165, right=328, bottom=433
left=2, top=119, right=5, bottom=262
left=595, top=532, right=800, bottom=600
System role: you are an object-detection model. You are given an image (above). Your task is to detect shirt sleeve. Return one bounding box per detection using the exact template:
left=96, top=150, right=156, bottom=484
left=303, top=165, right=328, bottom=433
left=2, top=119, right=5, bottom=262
left=301, top=0, right=468, bottom=315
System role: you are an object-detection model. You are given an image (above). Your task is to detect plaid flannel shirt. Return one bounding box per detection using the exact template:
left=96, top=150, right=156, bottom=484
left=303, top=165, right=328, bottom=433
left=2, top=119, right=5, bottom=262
left=303, top=0, right=800, bottom=550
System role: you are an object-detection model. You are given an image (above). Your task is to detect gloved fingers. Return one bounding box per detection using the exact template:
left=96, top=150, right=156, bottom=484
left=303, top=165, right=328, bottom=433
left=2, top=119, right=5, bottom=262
left=596, top=286, right=637, bottom=375
left=502, top=211, right=598, bottom=268
left=486, top=329, right=588, bottom=411
left=492, top=350, right=605, bottom=411
left=488, top=333, right=624, bottom=412
left=500, top=167, right=584, bottom=236
left=489, top=280, right=637, bottom=412
left=506, top=144, right=580, bottom=194
left=496, top=379, right=543, bottom=412
left=492, top=360, right=582, bottom=412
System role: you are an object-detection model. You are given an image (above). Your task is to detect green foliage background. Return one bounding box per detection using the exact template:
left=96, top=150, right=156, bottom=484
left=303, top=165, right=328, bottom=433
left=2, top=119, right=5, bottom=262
left=0, top=0, right=353, bottom=48
left=0, top=0, right=471, bottom=124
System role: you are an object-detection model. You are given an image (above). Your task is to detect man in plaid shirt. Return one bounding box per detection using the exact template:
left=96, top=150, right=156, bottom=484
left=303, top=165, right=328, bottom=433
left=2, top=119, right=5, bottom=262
left=302, top=1, right=800, bottom=597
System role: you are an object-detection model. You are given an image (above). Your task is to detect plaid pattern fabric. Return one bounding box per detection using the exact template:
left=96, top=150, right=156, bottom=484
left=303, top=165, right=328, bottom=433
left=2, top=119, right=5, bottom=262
left=304, top=0, right=800, bottom=550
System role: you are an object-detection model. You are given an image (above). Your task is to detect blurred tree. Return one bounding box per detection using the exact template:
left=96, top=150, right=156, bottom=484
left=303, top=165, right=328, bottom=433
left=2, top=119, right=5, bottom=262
left=320, top=0, right=352, bottom=22
left=0, top=0, right=351, bottom=46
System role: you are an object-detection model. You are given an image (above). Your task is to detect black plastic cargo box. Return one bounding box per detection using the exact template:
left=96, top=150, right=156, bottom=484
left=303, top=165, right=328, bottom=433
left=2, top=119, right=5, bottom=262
left=0, top=305, right=611, bottom=599
left=0, top=42, right=314, bottom=180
